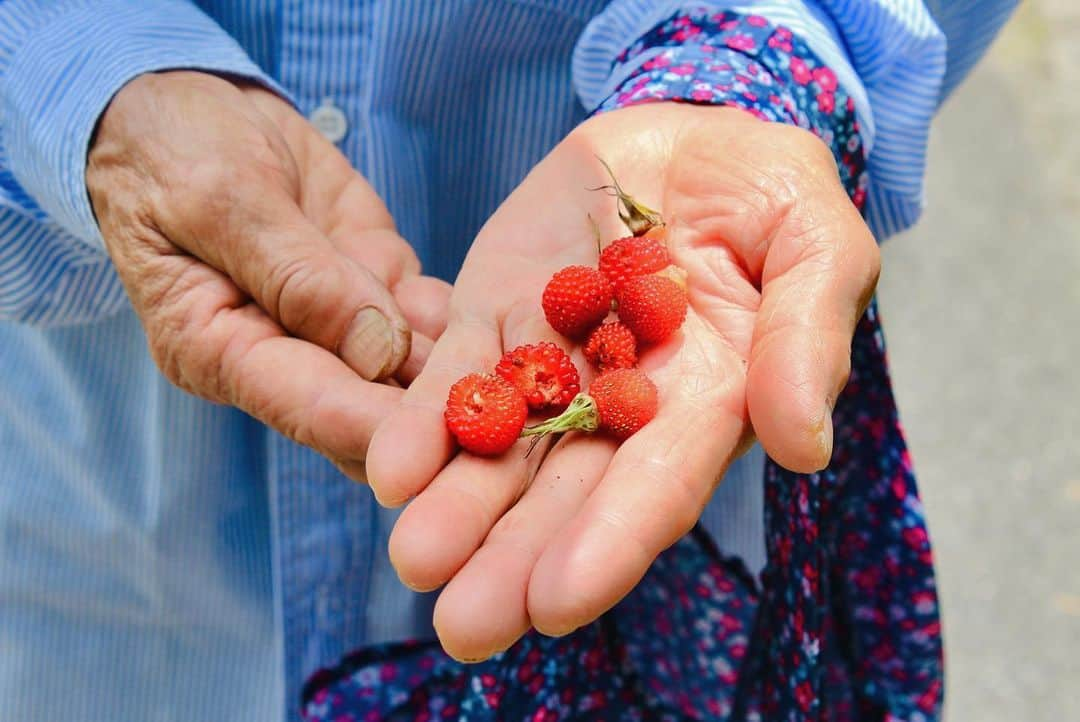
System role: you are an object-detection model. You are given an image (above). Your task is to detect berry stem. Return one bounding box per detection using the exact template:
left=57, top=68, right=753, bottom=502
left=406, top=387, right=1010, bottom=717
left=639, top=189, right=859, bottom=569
left=588, top=213, right=602, bottom=258
left=590, top=157, right=663, bottom=236
left=520, top=393, right=599, bottom=439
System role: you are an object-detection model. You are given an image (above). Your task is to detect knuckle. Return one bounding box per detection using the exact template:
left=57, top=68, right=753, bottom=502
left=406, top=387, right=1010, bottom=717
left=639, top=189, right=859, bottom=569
left=661, top=483, right=706, bottom=540
left=139, top=257, right=200, bottom=317
left=264, top=253, right=339, bottom=333
left=145, top=318, right=184, bottom=389
left=383, top=236, right=423, bottom=283
left=228, top=365, right=307, bottom=445
left=773, top=207, right=837, bottom=272
left=679, top=132, right=801, bottom=229
left=749, top=126, right=838, bottom=209
left=771, top=123, right=835, bottom=168
left=215, top=332, right=313, bottom=446
left=144, top=309, right=216, bottom=402
left=305, top=390, right=366, bottom=458
left=182, top=160, right=246, bottom=211
left=271, top=401, right=312, bottom=447
left=486, top=509, right=539, bottom=554
left=155, top=160, right=243, bottom=240
left=626, top=459, right=703, bottom=543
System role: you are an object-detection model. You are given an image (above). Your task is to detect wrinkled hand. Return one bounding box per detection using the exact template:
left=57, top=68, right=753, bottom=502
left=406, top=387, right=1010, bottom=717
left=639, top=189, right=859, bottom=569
left=88, top=71, right=450, bottom=476
left=365, top=104, right=879, bottom=660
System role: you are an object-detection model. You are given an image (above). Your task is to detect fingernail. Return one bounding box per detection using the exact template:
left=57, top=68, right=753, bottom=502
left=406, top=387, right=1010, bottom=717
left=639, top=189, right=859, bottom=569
left=341, top=307, right=394, bottom=380
left=372, top=485, right=410, bottom=509
left=537, top=622, right=580, bottom=638
left=454, top=655, right=490, bottom=665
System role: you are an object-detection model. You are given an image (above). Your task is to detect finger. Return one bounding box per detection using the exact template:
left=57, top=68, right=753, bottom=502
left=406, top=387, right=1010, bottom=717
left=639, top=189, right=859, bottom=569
left=250, top=89, right=417, bottom=288
left=387, top=433, right=541, bottom=593
left=331, top=224, right=453, bottom=342
left=431, top=434, right=615, bottom=661
left=286, top=168, right=453, bottom=355
left=315, top=184, right=421, bottom=285
left=393, top=330, right=435, bottom=387
left=156, top=178, right=412, bottom=382
left=387, top=304, right=576, bottom=584
left=746, top=185, right=880, bottom=473
left=527, top=329, right=748, bottom=635
left=364, top=314, right=503, bottom=506
left=367, top=288, right=569, bottom=505
left=393, top=274, right=454, bottom=341
left=269, top=108, right=445, bottom=326
left=315, top=186, right=453, bottom=342
left=133, top=251, right=402, bottom=465
left=251, top=100, right=451, bottom=355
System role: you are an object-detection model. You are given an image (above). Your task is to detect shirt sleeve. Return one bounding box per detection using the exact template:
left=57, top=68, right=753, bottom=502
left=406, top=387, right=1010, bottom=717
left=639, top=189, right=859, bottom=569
left=573, top=0, right=1019, bottom=241
left=0, top=0, right=280, bottom=325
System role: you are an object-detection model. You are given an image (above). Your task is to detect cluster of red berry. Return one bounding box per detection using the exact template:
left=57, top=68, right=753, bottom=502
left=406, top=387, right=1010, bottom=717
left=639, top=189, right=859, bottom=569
left=444, top=164, right=689, bottom=456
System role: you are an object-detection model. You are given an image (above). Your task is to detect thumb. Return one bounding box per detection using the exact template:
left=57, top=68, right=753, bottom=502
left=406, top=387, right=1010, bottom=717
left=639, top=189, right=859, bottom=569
left=745, top=185, right=880, bottom=473
left=160, top=177, right=412, bottom=381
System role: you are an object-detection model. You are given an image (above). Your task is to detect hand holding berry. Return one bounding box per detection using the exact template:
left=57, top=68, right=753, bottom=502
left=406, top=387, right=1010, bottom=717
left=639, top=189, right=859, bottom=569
left=364, top=103, right=880, bottom=662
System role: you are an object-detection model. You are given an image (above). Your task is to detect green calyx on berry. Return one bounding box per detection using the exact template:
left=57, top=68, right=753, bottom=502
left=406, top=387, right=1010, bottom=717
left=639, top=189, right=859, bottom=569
left=520, top=392, right=599, bottom=443
left=590, top=156, right=663, bottom=236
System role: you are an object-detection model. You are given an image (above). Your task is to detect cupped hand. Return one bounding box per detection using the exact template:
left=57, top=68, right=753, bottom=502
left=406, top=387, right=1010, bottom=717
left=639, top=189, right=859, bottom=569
left=365, top=103, right=879, bottom=659
left=88, top=71, right=451, bottom=477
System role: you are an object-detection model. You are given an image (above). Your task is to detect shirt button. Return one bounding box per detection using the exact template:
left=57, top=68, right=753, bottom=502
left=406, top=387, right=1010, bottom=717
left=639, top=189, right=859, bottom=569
left=309, top=99, right=348, bottom=143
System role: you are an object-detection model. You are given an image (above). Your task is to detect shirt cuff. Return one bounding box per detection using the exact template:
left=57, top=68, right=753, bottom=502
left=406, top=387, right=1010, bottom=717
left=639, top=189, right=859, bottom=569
left=1, top=0, right=283, bottom=252
left=573, top=1, right=870, bottom=142
left=590, top=9, right=868, bottom=213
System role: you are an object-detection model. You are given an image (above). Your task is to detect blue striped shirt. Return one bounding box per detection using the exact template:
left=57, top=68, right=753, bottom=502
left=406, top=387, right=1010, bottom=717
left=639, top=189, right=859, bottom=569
left=0, top=1, right=1015, bottom=720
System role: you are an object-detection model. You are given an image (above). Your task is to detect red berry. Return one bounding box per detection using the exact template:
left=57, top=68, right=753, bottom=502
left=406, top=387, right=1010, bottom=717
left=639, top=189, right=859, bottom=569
left=583, top=321, right=637, bottom=372
left=588, top=368, right=659, bottom=439
left=615, top=274, right=688, bottom=344
left=599, top=235, right=670, bottom=290
left=520, top=368, right=658, bottom=442
left=495, top=342, right=580, bottom=410
left=542, top=265, right=613, bottom=339
left=444, top=373, right=528, bottom=455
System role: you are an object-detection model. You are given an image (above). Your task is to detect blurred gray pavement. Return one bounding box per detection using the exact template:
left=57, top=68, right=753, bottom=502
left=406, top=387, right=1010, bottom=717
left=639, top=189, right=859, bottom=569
left=876, top=3, right=1080, bottom=719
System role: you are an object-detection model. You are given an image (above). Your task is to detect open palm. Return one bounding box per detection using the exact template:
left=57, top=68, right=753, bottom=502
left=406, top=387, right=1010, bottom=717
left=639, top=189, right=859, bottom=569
left=365, top=104, right=879, bottom=660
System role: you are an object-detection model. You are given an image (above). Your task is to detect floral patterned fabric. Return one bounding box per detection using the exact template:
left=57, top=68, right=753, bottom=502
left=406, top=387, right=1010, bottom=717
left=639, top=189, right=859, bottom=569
left=303, top=531, right=760, bottom=722
left=302, top=9, right=942, bottom=722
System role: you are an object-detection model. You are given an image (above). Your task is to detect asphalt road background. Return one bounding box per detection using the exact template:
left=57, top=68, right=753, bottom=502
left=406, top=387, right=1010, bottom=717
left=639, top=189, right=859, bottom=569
left=875, top=2, right=1079, bottom=719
